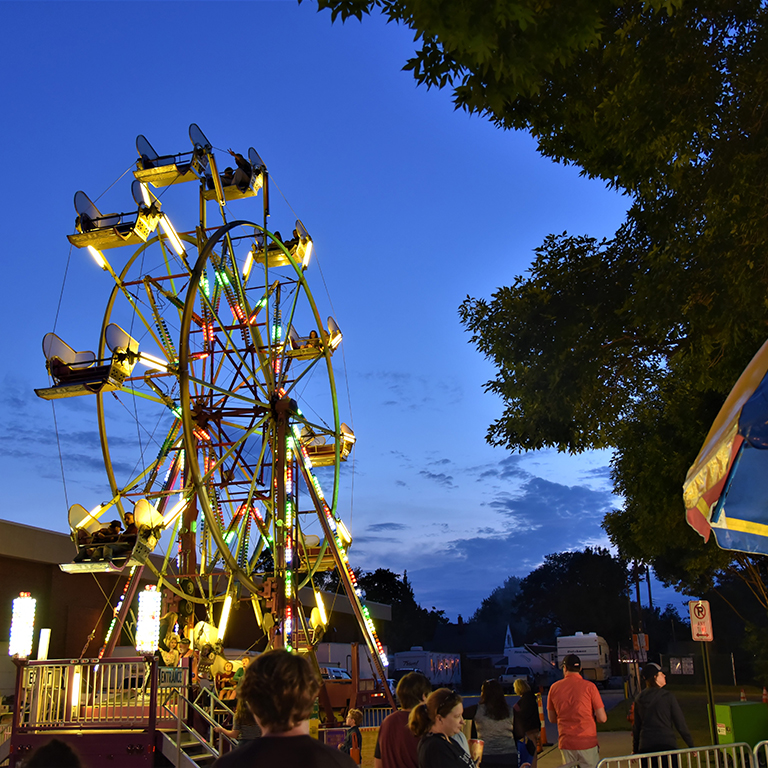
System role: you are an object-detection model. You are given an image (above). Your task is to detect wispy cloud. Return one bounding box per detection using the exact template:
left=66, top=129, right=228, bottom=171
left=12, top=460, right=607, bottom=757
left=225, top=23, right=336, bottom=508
left=418, top=470, right=456, bottom=489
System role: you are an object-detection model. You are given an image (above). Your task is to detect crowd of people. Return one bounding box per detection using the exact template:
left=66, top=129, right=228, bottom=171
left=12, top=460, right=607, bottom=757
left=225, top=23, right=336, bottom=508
left=17, top=651, right=695, bottom=768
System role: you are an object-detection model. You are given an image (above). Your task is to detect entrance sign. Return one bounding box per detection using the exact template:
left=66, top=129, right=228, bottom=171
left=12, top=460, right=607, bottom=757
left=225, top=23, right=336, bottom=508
left=689, top=600, right=714, bottom=642
left=159, top=666, right=185, bottom=688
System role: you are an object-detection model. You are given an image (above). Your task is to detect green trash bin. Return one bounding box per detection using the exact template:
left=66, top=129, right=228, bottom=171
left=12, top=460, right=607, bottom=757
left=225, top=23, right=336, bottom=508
left=715, top=702, right=768, bottom=748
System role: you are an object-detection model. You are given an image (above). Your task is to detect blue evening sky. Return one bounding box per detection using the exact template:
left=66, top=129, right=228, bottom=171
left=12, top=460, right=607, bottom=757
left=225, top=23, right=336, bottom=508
left=0, top=1, right=687, bottom=622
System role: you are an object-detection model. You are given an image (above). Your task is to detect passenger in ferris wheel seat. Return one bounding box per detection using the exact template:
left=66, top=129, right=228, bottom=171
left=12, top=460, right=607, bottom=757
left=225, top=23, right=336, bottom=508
left=92, top=519, right=125, bottom=561
left=74, top=520, right=122, bottom=562
left=221, top=167, right=235, bottom=187
left=107, top=511, right=138, bottom=560
left=228, top=148, right=253, bottom=192
left=212, top=649, right=357, bottom=767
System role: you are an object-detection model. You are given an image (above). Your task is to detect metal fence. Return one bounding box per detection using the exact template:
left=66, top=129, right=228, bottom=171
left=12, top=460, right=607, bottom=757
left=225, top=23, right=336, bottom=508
left=598, top=743, right=753, bottom=768
left=362, top=707, right=393, bottom=728
left=14, top=657, right=186, bottom=732
left=753, top=740, right=768, bottom=768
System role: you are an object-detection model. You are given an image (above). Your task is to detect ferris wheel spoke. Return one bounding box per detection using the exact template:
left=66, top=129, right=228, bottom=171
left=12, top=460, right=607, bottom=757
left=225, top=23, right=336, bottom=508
left=143, top=281, right=180, bottom=362
left=279, top=353, right=326, bottom=397
left=198, top=422, right=265, bottom=486
left=186, top=374, right=268, bottom=409
left=195, top=279, right=264, bottom=387
left=111, top=281, right=176, bottom=363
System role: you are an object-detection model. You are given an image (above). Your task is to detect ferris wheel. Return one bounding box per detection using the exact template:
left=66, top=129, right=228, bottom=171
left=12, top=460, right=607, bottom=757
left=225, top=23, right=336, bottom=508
left=35, top=125, right=390, bottom=692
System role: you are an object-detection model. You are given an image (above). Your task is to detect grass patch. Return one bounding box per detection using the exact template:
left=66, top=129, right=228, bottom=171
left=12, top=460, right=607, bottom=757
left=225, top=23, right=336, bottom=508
left=598, top=684, right=766, bottom=747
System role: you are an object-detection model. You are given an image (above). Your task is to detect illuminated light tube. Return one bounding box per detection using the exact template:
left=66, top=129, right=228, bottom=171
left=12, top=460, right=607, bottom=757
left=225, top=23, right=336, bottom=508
left=76, top=504, right=104, bottom=530
left=337, top=520, right=352, bottom=547
left=315, top=591, right=328, bottom=626
left=71, top=666, right=82, bottom=716
left=243, top=249, right=254, bottom=279
left=162, top=498, right=187, bottom=528
left=136, top=586, right=161, bottom=653
left=301, top=239, right=313, bottom=269
left=137, top=352, right=170, bottom=372
left=37, top=628, right=51, bottom=660
left=329, top=331, right=343, bottom=350
left=9, top=592, right=36, bottom=657
left=87, top=245, right=108, bottom=270
left=218, top=594, right=233, bottom=642
left=160, top=216, right=185, bottom=256
left=139, top=182, right=152, bottom=206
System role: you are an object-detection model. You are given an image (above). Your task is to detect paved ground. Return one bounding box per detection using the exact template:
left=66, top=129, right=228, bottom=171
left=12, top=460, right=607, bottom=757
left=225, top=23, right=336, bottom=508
left=538, top=732, right=633, bottom=768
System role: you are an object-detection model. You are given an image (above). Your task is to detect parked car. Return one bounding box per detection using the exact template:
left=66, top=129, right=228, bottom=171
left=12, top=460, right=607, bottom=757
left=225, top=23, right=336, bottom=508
left=498, top=665, right=534, bottom=692
left=320, top=667, right=352, bottom=680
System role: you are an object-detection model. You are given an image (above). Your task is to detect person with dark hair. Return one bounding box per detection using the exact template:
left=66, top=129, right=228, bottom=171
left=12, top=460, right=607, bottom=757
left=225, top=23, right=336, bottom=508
left=474, top=678, right=517, bottom=767
left=22, top=738, right=82, bottom=768
left=408, top=687, right=476, bottom=768
left=513, top=678, right=541, bottom=768
left=227, top=149, right=253, bottom=192
left=547, top=654, right=607, bottom=768
left=374, top=671, right=432, bottom=768
left=633, top=663, right=693, bottom=767
left=212, top=649, right=356, bottom=767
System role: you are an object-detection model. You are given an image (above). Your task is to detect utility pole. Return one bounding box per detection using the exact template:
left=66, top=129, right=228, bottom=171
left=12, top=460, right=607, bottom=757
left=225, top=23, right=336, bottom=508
left=646, top=565, right=653, bottom=610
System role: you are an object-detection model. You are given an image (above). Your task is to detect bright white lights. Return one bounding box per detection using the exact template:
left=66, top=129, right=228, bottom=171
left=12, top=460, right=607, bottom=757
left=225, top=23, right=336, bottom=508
left=9, top=593, right=36, bottom=658
left=136, top=586, right=161, bottom=653
left=218, top=594, right=233, bottom=642
left=162, top=498, right=187, bottom=528
left=301, top=239, right=313, bottom=269
left=137, top=352, right=170, bottom=372
left=160, top=216, right=185, bottom=256
left=87, top=245, right=108, bottom=270
left=37, top=628, right=51, bottom=660
left=336, top=520, right=352, bottom=547
left=315, top=590, right=328, bottom=626
left=243, top=248, right=254, bottom=279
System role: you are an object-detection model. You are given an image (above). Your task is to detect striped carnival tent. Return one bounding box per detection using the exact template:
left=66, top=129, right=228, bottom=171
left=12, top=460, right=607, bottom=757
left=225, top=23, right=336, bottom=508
left=684, top=339, right=768, bottom=554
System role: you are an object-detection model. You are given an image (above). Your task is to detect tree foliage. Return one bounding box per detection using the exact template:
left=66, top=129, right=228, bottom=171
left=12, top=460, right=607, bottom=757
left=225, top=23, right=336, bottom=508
left=308, top=0, right=768, bottom=602
left=470, top=576, right=527, bottom=642
left=358, top=568, right=448, bottom=652
left=514, top=548, right=630, bottom=646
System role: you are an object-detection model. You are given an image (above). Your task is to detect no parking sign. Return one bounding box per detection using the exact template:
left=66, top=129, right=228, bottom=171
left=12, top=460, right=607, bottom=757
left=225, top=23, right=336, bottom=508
left=689, top=599, right=714, bottom=642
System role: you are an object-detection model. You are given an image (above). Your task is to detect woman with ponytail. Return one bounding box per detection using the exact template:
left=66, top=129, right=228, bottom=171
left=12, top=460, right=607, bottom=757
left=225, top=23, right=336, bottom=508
left=408, top=688, right=476, bottom=768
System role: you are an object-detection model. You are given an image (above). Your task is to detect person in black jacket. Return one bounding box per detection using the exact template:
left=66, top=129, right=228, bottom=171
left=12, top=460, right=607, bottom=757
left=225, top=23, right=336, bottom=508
left=633, top=663, right=693, bottom=768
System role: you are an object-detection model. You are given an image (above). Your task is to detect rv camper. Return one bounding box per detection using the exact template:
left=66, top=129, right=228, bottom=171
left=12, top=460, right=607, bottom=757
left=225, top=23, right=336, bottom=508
left=556, top=632, right=611, bottom=685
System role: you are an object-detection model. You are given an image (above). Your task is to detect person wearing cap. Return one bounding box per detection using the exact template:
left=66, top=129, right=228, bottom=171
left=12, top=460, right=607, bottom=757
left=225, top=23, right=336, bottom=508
left=633, top=663, right=692, bottom=765
left=546, top=654, right=607, bottom=768
left=178, top=637, right=193, bottom=660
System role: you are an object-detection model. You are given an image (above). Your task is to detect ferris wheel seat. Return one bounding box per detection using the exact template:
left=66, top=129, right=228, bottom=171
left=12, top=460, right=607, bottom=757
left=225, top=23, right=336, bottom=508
left=68, top=209, right=163, bottom=250
left=60, top=532, right=155, bottom=573
left=300, top=543, right=340, bottom=572
left=70, top=189, right=163, bottom=250
left=36, top=330, right=138, bottom=400
left=134, top=133, right=208, bottom=188
left=134, top=162, right=200, bottom=188
left=201, top=170, right=264, bottom=202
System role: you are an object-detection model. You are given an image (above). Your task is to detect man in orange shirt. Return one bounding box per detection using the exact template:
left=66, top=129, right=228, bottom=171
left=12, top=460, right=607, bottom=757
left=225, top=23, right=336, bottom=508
left=547, top=654, right=607, bottom=768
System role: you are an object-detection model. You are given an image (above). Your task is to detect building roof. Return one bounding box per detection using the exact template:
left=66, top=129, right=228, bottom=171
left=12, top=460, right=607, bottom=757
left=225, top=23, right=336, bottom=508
left=0, top=519, right=390, bottom=621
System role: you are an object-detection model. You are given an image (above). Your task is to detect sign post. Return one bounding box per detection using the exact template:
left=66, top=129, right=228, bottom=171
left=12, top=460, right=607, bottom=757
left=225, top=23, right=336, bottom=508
left=689, top=600, right=717, bottom=744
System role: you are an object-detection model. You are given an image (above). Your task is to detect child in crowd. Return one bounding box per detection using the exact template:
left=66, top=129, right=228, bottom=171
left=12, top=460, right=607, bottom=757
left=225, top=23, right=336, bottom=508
left=339, top=708, right=363, bottom=765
